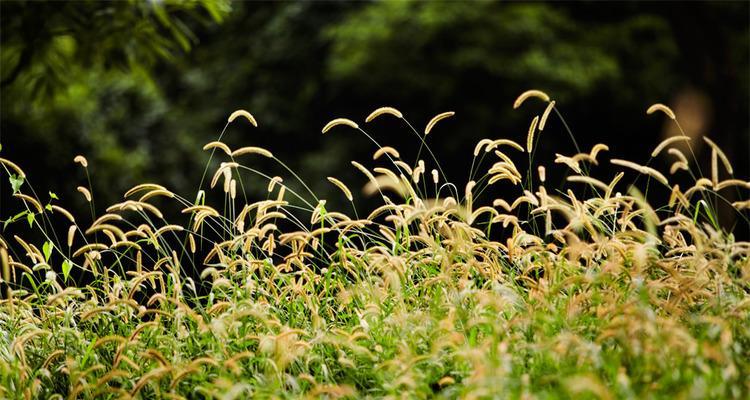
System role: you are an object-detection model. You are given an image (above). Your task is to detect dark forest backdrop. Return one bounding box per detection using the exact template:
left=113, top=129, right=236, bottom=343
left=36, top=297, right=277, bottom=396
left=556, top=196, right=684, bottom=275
left=1, top=1, right=748, bottom=233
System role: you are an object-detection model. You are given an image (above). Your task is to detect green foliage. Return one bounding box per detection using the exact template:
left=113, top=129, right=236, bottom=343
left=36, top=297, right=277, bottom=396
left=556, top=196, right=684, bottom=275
left=326, top=2, right=676, bottom=98
left=2, top=209, right=28, bottom=231
left=4, top=2, right=748, bottom=217
left=8, top=174, right=23, bottom=194
left=42, top=240, right=53, bottom=262
left=0, top=0, right=230, bottom=98
left=61, top=259, right=72, bottom=282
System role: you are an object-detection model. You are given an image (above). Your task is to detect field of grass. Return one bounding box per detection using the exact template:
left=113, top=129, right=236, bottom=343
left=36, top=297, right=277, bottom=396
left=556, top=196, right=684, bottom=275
left=1, top=91, right=748, bottom=399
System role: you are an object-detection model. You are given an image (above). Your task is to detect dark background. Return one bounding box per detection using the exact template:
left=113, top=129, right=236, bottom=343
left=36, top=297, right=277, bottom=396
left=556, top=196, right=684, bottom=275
left=1, top=1, right=748, bottom=235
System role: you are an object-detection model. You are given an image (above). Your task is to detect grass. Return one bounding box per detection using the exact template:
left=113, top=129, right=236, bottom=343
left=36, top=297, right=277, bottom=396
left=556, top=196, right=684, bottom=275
left=0, top=90, right=748, bottom=399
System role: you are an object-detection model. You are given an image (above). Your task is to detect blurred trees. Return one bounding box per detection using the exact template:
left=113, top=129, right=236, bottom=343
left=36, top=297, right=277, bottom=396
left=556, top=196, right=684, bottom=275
left=1, top=0, right=229, bottom=211
left=1, top=1, right=747, bottom=226
left=1, top=0, right=229, bottom=94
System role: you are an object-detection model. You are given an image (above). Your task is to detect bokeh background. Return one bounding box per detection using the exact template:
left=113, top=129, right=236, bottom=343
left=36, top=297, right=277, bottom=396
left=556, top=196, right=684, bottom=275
left=1, top=1, right=748, bottom=233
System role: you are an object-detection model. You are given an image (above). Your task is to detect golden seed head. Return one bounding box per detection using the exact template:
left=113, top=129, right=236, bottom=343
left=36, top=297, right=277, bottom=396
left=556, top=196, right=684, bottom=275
left=73, top=155, right=88, bottom=168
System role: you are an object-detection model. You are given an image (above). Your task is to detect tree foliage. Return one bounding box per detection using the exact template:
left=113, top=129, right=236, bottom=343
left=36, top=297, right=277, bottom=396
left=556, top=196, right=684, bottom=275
left=1, top=1, right=747, bottom=221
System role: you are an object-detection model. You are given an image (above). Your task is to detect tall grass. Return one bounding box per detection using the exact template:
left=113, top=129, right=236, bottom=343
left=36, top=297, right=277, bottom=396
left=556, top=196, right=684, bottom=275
left=0, top=91, right=748, bottom=399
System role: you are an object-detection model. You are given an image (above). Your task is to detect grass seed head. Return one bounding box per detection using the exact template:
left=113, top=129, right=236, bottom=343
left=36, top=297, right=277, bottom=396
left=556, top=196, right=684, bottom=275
left=513, top=89, right=550, bottom=109
left=322, top=117, right=359, bottom=133
left=424, top=111, right=455, bottom=135
left=365, top=106, right=403, bottom=122
left=73, top=155, right=88, bottom=168
left=227, top=109, right=258, bottom=127
left=646, top=103, right=676, bottom=120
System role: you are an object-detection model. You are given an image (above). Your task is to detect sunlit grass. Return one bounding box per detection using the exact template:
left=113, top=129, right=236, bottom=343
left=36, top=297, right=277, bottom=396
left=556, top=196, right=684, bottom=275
left=0, top=91, right=748, bottom=399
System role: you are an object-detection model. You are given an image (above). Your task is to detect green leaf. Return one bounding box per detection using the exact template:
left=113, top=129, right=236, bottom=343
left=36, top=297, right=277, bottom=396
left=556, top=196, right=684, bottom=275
left=43, top=241, right=53, bottom=262
left=9, top=174, right=24, bottom=194
left=3, top=210, right=28, bottom=230
left=49, top=191, right=59, bottom=200
left=26, top=212, right=35, bottom=228
left=62, top=259, right=72, bottom=282
left=45, top=204, right=53, bottom=211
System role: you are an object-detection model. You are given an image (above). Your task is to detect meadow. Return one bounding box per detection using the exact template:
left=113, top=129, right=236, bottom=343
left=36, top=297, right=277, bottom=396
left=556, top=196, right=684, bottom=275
left=0, top=90, right=748, bottom=399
